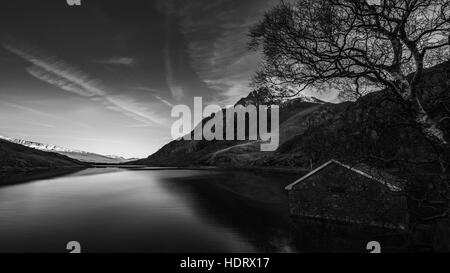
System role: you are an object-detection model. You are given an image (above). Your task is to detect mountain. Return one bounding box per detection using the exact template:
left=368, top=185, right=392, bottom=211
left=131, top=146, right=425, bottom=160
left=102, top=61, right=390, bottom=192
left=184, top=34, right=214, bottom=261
left=132, top=92, right=328, bottom=167
left=0, top=138, right=85, bottom=173
left=235, top=87, right=325, bottom=106
left=0, top=136, right=135, bottom=164
left=133, top=61, right=450, bottom=172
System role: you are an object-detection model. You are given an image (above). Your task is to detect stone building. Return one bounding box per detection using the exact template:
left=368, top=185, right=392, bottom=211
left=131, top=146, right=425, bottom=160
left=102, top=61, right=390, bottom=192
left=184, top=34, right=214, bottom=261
left=285, top=160, right=408, bottom=230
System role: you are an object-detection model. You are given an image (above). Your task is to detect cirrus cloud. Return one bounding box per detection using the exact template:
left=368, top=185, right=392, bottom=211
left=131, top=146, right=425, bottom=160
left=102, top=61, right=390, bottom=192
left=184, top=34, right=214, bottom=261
left=3, top=41, right=166, bottom=126
left=94, top=57, right=137, bottom=66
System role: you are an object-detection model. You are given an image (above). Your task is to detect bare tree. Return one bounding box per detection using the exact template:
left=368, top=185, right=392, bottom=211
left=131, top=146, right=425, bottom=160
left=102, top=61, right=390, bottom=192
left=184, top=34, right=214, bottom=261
left=250, top=0, right=449, bottom=148
left=250, top=0, right=450, bottom=250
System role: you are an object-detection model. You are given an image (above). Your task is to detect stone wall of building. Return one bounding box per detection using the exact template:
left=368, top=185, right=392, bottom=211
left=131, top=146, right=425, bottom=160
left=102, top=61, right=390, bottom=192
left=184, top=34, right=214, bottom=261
left=288, top=164, right=408, bottom=229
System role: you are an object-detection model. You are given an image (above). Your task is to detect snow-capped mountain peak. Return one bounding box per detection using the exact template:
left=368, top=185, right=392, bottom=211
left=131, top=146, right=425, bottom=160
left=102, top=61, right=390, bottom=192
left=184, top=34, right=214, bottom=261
left=0, top=136, right=87, bottom=154
left=0, top=136, right=134, bottom=163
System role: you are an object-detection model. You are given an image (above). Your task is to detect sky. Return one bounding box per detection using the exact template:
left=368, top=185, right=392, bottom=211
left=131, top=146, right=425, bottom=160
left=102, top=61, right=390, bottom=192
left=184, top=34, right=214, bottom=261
left=0, top=0, right=308, bottom=158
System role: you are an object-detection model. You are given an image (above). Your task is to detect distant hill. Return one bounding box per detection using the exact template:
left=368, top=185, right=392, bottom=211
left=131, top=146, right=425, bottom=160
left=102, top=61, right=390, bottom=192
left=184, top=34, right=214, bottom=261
left=133, top=61, right=450, bottom=171
left=0, top=139, right=85, bottom=173
left=0, top=136, right=136, bottom=164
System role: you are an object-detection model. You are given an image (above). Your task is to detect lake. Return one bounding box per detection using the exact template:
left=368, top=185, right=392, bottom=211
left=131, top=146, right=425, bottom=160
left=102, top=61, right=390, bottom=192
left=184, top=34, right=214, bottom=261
left=0, top=168, right=404, bottom=253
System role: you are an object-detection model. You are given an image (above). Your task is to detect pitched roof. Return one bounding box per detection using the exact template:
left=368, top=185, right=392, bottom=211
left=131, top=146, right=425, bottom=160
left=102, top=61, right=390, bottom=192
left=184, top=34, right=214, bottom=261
left=285, top=159, right=403, bottom=192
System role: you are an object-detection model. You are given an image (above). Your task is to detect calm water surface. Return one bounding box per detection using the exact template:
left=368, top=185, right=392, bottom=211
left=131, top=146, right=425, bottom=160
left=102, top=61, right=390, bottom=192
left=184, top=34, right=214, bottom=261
left=0, top=168, right=403, bottom=253
left=0, top=168, right=300, bottom=253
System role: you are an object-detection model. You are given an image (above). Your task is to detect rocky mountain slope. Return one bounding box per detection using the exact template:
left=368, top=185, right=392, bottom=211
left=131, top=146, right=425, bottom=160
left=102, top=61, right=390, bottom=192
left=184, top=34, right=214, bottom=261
left=0, top=136, right=135, bottom=164
left=134, top=61, right=450, bottom=172
left=0, top=138, right=85, bottom=173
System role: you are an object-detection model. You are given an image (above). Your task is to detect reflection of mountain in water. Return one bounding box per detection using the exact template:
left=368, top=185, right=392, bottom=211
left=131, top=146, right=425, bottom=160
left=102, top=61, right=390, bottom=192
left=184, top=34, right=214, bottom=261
left=158, top=170, right=298, bottom=253
left=0, top=168, right=85, bottom=187
left=157, top=170, right=406, bottom=252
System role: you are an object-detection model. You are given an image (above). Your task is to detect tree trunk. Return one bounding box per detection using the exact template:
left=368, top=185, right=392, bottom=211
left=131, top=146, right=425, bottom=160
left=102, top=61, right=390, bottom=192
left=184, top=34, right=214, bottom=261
left=409, top=129, right=450, bottom=252
left=415, top=102, right=448, bottom=147
left=408, top=93, right=450, bottom=252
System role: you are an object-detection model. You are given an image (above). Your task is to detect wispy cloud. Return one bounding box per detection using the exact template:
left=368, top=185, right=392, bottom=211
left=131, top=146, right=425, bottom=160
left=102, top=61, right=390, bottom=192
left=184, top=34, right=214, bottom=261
left=23, top=121, right=56, bottom=128
left=27, top=66, right=98, bottom=97
left=0, top=100, right=57, bottom=116
left=153, top=94, right=174, bottom=107
left=0, top=100, right=92, bottom=129
left=0, top=118, right=56, bottom=129
left=130, top=86, right=175, bottom=107
left=94, top=57, right=136, bottom=66
left=164, top=44, right=185, bottom=102
left=157, top=0, right=276, bottom=105
left=3, top=41, right=166, bottom=126
left=105, top=95, right=165, bottom=125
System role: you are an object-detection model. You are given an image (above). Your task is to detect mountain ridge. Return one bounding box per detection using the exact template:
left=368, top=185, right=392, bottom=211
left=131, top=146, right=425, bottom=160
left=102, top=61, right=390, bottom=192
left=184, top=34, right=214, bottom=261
left=133, top=60, right=450, bottom=172
left=0, top=136, right=136, bottom=164
left=0, top=139, right=85, bottom=172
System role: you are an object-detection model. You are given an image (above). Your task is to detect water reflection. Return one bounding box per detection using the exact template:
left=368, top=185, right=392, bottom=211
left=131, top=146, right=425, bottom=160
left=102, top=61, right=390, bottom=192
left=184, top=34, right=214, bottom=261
left=0, top=168, right=405, bottom=253
left=0, top=167, right=84, bottom=187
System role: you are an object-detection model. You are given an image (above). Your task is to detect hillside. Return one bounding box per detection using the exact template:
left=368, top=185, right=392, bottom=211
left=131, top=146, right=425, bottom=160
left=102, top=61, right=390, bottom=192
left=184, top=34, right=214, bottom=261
left=133, top=96, right=324, bottom=167
left=134, top=60, right=449, bottom=172
left=0, top=139, right=85, bottom=173
left=0, top=136, right=135, bottom=164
